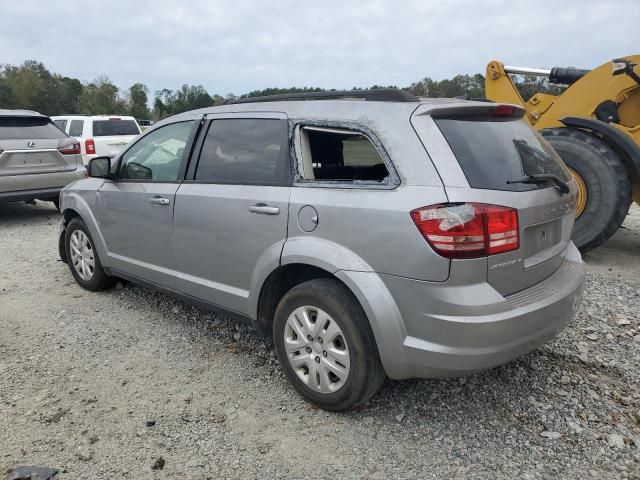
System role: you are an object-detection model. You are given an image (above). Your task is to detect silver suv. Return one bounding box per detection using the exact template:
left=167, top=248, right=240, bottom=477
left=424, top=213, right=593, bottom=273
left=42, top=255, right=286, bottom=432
left=58, top=90, right=585, bottom=410
left=0, top=110, right=86, bottom=208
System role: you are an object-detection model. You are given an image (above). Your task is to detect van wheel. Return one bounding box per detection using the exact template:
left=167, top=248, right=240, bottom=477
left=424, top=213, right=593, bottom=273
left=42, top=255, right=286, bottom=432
left=273, top=278, right=385, bottom=411
left=542, top=128, right=632, bottom=253
left=65, top=217, right=114, bottom=291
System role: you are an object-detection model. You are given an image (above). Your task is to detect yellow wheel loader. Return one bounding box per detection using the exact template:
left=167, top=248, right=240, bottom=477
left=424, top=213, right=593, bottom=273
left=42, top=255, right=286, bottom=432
left=485, top=56, right=640, bottom=252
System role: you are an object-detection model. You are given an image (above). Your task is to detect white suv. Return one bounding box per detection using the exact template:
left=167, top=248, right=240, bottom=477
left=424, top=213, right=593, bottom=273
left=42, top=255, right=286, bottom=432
left=52, top=115, right=141, bottom=165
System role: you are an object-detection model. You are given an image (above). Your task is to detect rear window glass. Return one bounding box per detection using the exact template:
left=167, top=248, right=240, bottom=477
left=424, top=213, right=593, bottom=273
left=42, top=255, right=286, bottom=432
left=0, top=117, right=67, bottom=140
left=434, top=117, right=572, bottom=191
left=92, top=119, right=140, bottom=137
left=69, top=119, right=84, bottom=137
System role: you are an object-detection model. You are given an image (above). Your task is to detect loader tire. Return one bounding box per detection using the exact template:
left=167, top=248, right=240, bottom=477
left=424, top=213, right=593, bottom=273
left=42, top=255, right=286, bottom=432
left=542, top=128, right=632, bottom=253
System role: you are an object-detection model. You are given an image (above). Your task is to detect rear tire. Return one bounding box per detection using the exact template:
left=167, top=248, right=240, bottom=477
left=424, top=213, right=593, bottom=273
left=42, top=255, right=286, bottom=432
left=65, top=217, right=115, bottom=291
left=542, top=128, right=632, bottom=252
left=273, top=278, right=385, bottom=411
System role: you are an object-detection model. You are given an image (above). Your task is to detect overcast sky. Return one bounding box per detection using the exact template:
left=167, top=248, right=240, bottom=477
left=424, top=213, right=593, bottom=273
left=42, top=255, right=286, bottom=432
left=2, top=0, right=639, bottom=96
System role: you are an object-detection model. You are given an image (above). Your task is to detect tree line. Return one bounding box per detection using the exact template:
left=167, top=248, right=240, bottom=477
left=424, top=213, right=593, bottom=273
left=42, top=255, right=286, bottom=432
left=0, top=60, right=562, bottom=121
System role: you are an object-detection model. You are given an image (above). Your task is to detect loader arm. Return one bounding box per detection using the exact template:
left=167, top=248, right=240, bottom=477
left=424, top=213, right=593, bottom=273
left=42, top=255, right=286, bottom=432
left=487, top=56, right=640, bottom=202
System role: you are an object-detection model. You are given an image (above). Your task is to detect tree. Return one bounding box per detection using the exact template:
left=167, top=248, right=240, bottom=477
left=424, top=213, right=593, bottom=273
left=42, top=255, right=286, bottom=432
left=407, top=74, right=484, bottom=99
left=241, top=86, right=324, bottom=98
left=513, top=75, right=565, bottom=102
left=0, top=61, right=85, bottom=114
left=1, top=61, right=48, bottom=112
left=58, top=77, right=83, bottom=114
left=128, top=83, right=150, bottom=120
left=152, top=84, right=214, bottom=119
left=78, top=76, right=124, bottom=114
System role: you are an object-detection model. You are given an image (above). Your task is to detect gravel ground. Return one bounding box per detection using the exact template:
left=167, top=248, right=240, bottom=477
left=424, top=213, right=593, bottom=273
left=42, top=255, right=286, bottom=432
left=1, top=202, right=639, bottom=480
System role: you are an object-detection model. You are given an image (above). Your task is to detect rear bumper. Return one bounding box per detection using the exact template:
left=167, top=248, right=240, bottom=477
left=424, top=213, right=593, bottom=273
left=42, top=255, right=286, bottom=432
left=0, top=167, right=86, bottom=202
left=376, top=243, right=585, bottom=379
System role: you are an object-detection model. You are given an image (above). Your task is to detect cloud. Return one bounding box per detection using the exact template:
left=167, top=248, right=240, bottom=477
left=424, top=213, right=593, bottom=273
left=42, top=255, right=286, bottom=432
left=1, top=0, right=638, bottom=96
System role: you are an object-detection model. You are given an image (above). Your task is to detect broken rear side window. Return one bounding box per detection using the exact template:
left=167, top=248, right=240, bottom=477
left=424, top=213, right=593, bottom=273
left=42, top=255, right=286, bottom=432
left=299, top=126, right=389, bottom=182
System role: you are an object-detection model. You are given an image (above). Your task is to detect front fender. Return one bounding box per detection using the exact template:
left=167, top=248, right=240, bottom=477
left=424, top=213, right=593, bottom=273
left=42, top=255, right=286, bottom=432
left=60, top=189, right=110, bottom=271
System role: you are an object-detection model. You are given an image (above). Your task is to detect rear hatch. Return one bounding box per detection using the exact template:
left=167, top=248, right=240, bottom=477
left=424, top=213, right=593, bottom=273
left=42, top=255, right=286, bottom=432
left=91, top=118, right=140, bottom=157
left=0, top=116, right=79, bottom=176
left=413, top=103, right=576, bottom=296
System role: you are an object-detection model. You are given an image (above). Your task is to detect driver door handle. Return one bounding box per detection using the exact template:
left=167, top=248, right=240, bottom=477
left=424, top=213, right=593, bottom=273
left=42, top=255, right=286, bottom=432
left=149, top=196, right=170, bottom=206
left=248, top=203, right=280, bottom=215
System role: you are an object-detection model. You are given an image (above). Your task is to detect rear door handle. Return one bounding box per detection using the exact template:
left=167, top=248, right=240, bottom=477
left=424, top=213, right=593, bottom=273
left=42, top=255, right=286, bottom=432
left=149, top=197, right=170, bottom=206
left=249, top=203, right=280, bottom=215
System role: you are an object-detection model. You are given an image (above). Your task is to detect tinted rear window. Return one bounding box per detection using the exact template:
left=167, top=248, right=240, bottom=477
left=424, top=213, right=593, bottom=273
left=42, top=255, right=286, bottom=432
left=92, top=119, right=140, bottom=136
left=434, top=117, right=571, bottom=191
left=0, top=117, right=67, bottom=140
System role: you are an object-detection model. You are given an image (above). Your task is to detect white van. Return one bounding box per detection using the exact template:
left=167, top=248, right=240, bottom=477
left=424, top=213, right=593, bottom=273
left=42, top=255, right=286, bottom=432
left=52, top=115, right=141, bottom=165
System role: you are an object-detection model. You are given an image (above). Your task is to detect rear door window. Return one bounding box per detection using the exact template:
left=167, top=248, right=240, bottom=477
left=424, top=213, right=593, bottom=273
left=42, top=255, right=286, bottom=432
left=69, top=120, right=84, bottom=137
left=434, top=117, right=571, bottom=191
left=195, top=119, right=290, bottom=186
left=0, top=117, right=66, bottom=140
left=93, top=119, right=140, bottom=136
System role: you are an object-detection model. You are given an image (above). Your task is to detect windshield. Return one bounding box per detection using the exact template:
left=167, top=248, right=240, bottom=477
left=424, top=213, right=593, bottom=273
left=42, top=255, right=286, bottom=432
left=434, top=116, right=572, bottom=191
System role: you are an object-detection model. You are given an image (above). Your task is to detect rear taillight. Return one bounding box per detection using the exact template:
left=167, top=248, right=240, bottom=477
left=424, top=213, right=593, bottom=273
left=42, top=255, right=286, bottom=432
left=58, top=142, right=81, bottom=155
left=410, top=203, right=519, bottom=259
left=85, top=139, right=96, bottom=154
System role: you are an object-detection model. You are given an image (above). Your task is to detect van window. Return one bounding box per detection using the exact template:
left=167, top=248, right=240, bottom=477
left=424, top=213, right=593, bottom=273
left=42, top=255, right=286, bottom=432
left=195, top=119, right=290, bottom=186
left=54, top=119, right=68, bottom=132
left=299, top=126, right=389, bottom=182
left=69, top=120, right=84, bottom=137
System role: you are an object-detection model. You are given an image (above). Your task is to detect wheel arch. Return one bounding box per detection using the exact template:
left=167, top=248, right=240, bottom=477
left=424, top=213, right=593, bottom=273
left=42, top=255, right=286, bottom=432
left=559, top=116, right=640, bottom=203
left=58, top=193, right=110, bottom=270
left=252, top=242, right=408, bottom=379
left=58, top=208, right=80, bottom=263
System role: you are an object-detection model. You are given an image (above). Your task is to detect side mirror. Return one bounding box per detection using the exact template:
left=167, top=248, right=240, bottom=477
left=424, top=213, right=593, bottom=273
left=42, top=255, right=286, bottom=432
left=88, top=156, right=112, bottom=178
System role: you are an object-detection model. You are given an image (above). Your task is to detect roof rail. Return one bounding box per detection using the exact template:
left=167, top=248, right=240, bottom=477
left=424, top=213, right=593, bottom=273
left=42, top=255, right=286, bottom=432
left=225, top=88, right=419, bottom=104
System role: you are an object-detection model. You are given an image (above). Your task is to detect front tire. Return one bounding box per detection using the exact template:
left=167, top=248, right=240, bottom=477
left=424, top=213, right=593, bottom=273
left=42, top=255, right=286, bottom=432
left=65, top=217, right=114, bottom=291
left=273, top=278, right=385, bottom=411
left=542, top=128, right=632, bottom=252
